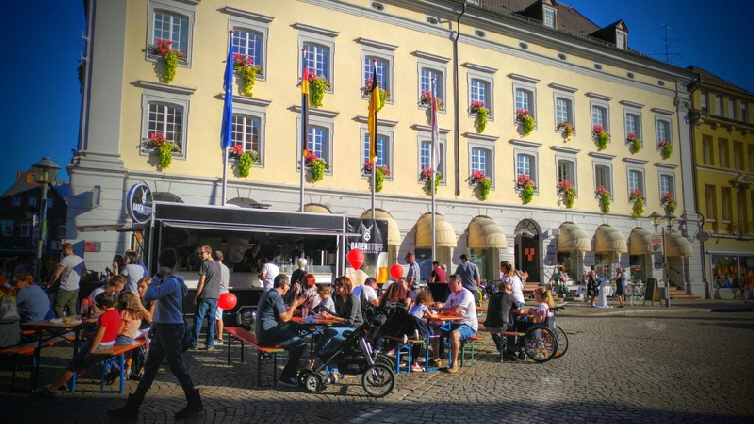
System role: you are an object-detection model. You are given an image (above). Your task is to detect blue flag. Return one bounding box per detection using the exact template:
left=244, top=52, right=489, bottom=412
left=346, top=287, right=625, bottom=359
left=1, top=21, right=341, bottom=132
left=221, top=44, right=233, bottom=149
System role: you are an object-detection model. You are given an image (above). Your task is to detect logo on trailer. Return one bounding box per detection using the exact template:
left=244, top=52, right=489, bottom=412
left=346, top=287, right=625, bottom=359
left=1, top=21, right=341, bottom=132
left=362, top=224, right=373, bottom=242
left=126, top=183, right=153, bottom=224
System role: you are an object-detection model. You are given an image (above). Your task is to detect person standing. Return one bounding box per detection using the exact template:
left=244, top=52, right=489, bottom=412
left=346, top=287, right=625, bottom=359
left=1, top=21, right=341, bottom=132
left=405, top=252, right=421, bottom=285
left=429, top=261, right=447, bottom=283
left=586, top=265, right=599, bottom=307
left=193, top=245, right=221, bottom=351
left=500, top=261, right=525, bottom=307
left=284, top=258, right=307, bottom=305
left=108, top=248, right=203, bottom=419
left=213, top=250, right=230, bottom=346
left=261, top=255, right=280, bottom=292
left=49, top=243, right=87, bottom=318
left=121, top=251, right=145, bottom=294
left=456, top=254, right=481, bottom=296
left=611, top=267, right=626, bottom=308
left=255, top=274, right=306, bottom=387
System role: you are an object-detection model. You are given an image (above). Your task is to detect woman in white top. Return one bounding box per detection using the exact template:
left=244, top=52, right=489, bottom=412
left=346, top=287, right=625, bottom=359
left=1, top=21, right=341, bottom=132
left=500, top=261, right=525, bottom=307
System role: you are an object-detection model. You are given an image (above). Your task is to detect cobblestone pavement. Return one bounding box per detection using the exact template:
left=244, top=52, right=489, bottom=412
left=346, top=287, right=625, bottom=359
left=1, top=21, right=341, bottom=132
left=2, top=299, right=753, bottom=423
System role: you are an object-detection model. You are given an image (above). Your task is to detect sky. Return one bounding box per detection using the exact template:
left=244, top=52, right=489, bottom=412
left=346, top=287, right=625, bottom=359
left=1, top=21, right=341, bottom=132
left=0, top=0, right=752, bottom=192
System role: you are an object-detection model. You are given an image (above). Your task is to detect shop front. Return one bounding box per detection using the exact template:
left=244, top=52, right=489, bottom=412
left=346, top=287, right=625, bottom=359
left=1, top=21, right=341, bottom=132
left=557, top=222, right=591, bottom=280
left=466, top=215, right=507, bottom=284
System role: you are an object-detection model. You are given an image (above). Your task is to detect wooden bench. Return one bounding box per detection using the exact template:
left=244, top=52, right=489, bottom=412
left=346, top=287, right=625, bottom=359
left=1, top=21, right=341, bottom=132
left=225, top=327, right=284, bottom=387
left=459, top=335, right=486, bottom=367
left=478, top=328, right=527, bottom=361
left=1, top=335, right=78, bottom=391
left=69, top=339, right=148, bottom=393
left=382, top=335, right=434, bottom=373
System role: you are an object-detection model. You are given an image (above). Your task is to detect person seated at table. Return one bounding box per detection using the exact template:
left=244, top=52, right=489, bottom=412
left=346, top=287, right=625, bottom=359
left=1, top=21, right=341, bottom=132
left=136, top=278, right=155, bottom=338
left=353, top=277, right=379, bottom=305
left=296, top=273, right=320, bottom=313
left=43, top=292, right=121, bottom=393
left=90, top=275, right=126, bottom=312
left=0, top=274, right=21, bottom=348
left=116, top=293, right=147, bottom=345
left=317, top=277, right=363, bottom=357
left=13, top=273, right=52, bottom=323
left=514, top=288, right=554, bottom=334
left=484, top=281, right=520, bottom=360
left=378, top=277, right=411, bottom=309
left=435, top=275, right=477, bottom=374
left=315, top=284, right=335, bottom=313
left=405, top=290, right=441, bottom=371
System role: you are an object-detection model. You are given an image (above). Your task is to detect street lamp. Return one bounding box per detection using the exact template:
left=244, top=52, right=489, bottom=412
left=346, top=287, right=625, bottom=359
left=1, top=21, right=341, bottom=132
left=649, top=211, right=676, bottom=307
left=31, top=157, right=60, bottom=282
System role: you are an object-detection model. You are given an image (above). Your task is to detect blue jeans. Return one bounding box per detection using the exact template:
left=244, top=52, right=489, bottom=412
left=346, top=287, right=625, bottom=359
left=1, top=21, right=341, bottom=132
left=193, top=298, right=218, bottom=348
left=258, top=326, right=306, bottom=380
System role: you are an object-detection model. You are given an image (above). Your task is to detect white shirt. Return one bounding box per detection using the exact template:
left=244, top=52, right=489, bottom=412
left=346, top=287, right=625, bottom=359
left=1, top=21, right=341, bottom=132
left=261, top=261, right=279, bottom=292
left=59, top=254, right=85, bottom=291
left=444, top=288, right=478, bottom=330
left=504, top=275, right=525, bottom=305
left=121, top=263, right=145, bottom=293
left=219, top=262, right=230, bottom=295
left=352, top=284, right=377, bottom=302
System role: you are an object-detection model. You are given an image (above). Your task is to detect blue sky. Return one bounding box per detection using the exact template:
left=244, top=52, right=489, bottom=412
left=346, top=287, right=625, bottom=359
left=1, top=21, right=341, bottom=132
left=0, top=0, right=752, bottom=192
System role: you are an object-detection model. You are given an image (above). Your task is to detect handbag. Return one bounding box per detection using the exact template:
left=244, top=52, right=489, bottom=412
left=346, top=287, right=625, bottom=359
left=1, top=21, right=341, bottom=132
left=181, top=318, right=194, bottom=352
left=0, top=294, right=21, bottom=323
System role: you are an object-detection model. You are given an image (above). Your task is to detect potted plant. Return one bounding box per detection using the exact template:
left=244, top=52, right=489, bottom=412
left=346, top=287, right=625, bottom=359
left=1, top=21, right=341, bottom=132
left=419, top=166, right=441, bottom=195
left=150, top=39, right=184, bottom=83
left=233, top=53, right=262, bottom=97
left=469, top=170, right=491, bottom=200
left=516, top=108, right=535, bottom=136
left=658, top=140, right=673, bottom=159
left=362, top=78, right=389, bottom=112
left=306, top=70, right=330, bottom=108
left=627, top=132, right=641, bottom=154
left=470, top=101, right=489, bottom=133
left=595, top=185, right=611, bottom=213
left=517, top=174, right=536, bottom=204
left=661, top=192, right=676, bottom=213
left=419, top=88, right=443, bottom=109
left=629, top=188, right=645, bottom=218
left=557, top=179, right=575, bottom=209
left=557, top=121, right=574, bottom=141
left=362, top=161, right=391, bottom=192
left=144, top=131, right=180, bottom=170
left=228, top=144, right=260, bottom=178
left=304, top=151, right=328, bottom=182
left=592, top=124, right=610, bottom=150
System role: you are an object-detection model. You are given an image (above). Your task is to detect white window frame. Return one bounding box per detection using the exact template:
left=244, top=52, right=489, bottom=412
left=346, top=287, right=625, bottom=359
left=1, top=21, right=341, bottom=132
left=359, top=38, right=396, bottom=104
left=719, top=138, right=729, bottom=168
left=415, top=51, right=450, bottom=112
left=468, top=77, right=494, bottom=120
left=659, top=172, right=675, bottom=198
left=147, top=0, right=196, bottom=66
left=700, top=91, right=708, bottom=113
left=139, top=86, right=192, bottom=160
left=543, top=7, right=556, bottom=28
left=741, top=101, right=749, bottom=123
left=297, top=114, right=334, bottom=175
left=551, top=83, right=577, bottom=132
left=228, top=14, right=271, bottom=82
left=621, top=101, right=644, bottom=146
left=556, top=154, right=577, bottom=196
left=296, top=24, right=338, bottom=91
left=230, top=98, right=268, bottom=166
left=714, top=95, right=723, bottom=116
left=704, top=185, right=717, bottom=225
left=468, top=140, right=495, bottom=188
left=655, top=117, right=672, bottom=145
left=514, top=144, right=540, bottom=193
left=418, top=136, right=446, bottom=183
left=703, top=135, right=714, bottom=165
left=360, top=127, right=394, bottom=180
left=590, top=98, right=611, bottom=134
left=510, top=74, right=540, bottom=126
left=616, top=30, right=627, bottom=49
left=626, top=166, right=645, bottom=201
left=593, top=160, right=613, bottom=199
left=721, top=187, right=732, bottom=223
left=727, top=98, right=735, bottom=120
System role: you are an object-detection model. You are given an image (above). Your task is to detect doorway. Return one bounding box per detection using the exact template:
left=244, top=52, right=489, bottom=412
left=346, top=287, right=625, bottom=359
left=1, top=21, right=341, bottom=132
left=515, top=219, right=541, bottom=283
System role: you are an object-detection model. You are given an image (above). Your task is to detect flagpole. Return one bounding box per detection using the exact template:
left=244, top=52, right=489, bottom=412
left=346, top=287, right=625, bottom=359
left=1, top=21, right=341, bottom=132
left=369, top=60, right=379, bottom=220
left=430, top=79, right=437, bottom=261
left=299, top=49, right=309, bottom=212
left=220, top=31, right=234, bottom=206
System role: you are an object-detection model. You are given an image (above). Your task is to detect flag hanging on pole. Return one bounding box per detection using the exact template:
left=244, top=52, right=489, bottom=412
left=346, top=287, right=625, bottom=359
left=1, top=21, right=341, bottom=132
left=430, top=78, right=440, bottom=172
left=367, top=60, right=380, bottom=163
left=220, top=38, right=234, bottom=150
left=301, top=50, right=310, bottom=158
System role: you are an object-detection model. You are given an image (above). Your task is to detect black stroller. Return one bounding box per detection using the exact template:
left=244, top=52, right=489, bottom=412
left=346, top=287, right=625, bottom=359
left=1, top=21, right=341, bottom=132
left=296, top=304, right=397, bottom=397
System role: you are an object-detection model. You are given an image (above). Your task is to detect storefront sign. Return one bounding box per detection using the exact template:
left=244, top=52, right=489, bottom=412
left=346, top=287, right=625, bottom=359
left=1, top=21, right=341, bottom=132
left=346, top=218, right=388, bottom=284
left=126, top=183, right=153, bottom=224
left=650, top=234, right=663, bottom=254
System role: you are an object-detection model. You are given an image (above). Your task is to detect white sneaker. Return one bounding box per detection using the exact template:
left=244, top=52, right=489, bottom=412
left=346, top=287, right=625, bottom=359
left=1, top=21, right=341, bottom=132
left=214, top=339, right=224, bottom=346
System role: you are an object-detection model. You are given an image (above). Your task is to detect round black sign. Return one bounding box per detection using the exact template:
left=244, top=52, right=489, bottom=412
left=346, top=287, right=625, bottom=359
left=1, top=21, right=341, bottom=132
left=127, top=183, right=153, bottom=223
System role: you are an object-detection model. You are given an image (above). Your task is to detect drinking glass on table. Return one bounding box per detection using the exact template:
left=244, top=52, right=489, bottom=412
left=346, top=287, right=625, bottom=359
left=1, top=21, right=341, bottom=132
left=302, top=307, right=309, bottom=318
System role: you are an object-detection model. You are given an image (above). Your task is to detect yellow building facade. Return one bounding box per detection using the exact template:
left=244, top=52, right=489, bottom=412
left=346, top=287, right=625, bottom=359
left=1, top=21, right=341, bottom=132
left=70, top=0, right=704, bottom=293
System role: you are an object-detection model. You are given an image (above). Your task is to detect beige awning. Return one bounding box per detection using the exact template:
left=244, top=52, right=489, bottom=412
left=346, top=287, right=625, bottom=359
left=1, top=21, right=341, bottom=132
left=467, top=216, right=507, bottom=249
left=628, top=228, right=652, bottom=255
left=304, top=203, right=331, bottom=213
left=361, top=209, right=401, bottom=246
left=594, top=225, right=628, bottom=253
left=557, top=223, right=591, bottom=252
left=666, top=232, right=693, bottom=257
left=415, top=212, right=457, bottom=248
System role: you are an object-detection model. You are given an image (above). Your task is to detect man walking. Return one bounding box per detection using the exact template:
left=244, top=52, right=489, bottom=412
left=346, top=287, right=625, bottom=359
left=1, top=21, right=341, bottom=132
left=405, top=252, right=421, bottom=285
left=456, top=254, right=480, bottom=296
left=108, top=248, right=203, bottom=419
left=49, top=243, right=87, bottom=318
left=261, top=254, right=280, bottom=292
left=193, top=245, right=221, bottom=350
left=213, top=250, right=230, bottom=346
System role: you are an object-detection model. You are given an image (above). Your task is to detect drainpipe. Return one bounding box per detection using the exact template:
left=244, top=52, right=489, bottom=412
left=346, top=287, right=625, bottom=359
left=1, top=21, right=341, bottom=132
left=453, top=1, right=466, bottom=196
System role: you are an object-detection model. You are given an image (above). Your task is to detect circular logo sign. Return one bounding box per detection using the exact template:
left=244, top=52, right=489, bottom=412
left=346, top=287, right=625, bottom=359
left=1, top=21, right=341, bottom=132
left=127, top=183, right=153, bottom=224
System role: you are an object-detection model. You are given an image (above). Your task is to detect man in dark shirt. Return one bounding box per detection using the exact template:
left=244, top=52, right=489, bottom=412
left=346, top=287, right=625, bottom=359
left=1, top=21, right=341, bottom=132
left=429, top=261, right=446, bottom=283
left=193, top=245, right=222, bottom=350
left=484, top=281, right=520, bottom=361
left=255, top=274, right=306, bottom=387
left=456, top=254, right=480, bottom=296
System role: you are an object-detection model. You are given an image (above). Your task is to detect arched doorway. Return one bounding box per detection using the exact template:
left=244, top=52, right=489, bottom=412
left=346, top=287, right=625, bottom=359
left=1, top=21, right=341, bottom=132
left=515, top=219, right=541, bottom=283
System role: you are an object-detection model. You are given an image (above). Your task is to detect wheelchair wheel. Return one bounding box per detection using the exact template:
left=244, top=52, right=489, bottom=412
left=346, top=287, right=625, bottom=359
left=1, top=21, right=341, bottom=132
left=361, top=364, right=395, bottom=398
left=553, top=327, right=568, bottom=358
left=375, top=354, right=396, bottom=371
left=524, top=327, right=557, bottom=362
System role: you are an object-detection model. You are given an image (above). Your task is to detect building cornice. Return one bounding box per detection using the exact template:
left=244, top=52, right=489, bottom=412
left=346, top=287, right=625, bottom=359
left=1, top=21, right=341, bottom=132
left=219, top=6, right=274, bottom=23
left=586, top=92, right=612, bottom=101
left=462, top=132, right=499, bottom=142
left=461, top=62, right=497, bottom=74
left=548, top=82, right=577, bottom=93
left=412, top=50, right=451, bottom=63
left=622, top=158, right=649, bottom=165
left=620, top=100, right=645, bottom=109
left=221, top=95, right=272, bottom=108
left=508, top=73, right=540, bottom=84
left=550, top=146, right=580, bottom=154
left=588, top=152, right=615, bottom=160
left=133, top=80, right=196, bottom=95
left=654, top=162, right=678, bottom=170
left=651, top=107, right=674, bottom=116
left=411, top=124, right=451, bottom=134
left=289, top=106, right=339, bottom=118
left=291, top=22, right=339, bottom=38
left=355, top=37, right=398, bottom=51
left=354, top=116, right=399, bottom=127
left=509, top=139, right=542, bottom=148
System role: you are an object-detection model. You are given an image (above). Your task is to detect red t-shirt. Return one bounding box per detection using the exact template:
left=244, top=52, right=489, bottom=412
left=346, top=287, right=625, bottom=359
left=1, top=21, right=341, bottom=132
left=98, top=309, right=121, bottom=344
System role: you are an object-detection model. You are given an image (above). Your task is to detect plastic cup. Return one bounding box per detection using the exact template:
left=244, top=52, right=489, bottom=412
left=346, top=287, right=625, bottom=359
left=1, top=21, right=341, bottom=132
left=302, top=307, right=309, bottom=318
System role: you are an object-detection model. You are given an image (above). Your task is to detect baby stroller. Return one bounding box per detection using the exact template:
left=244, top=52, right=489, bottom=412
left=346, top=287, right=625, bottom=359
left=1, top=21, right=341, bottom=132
left=297, top=305, right=396, bottom=397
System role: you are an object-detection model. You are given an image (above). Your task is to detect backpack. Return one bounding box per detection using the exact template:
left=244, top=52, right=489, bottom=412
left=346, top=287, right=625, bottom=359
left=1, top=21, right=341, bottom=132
left=0, top=293, right=20, bottom=323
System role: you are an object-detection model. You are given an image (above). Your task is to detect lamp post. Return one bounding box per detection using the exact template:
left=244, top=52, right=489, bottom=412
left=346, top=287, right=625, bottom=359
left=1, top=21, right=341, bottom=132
left=649, top=211, right=676, bottom=307
left=31, top=157, right=60, bottom=282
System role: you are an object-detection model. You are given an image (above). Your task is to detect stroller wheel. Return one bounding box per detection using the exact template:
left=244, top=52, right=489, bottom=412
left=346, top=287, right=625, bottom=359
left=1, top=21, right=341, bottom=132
left=298, top=370, right=323, bottom=393
left=361, top=364, right=395, bottom=398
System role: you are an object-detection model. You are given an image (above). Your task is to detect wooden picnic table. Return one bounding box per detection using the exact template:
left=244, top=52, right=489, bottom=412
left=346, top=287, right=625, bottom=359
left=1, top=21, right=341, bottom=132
left=21, top=315, right=97, bottom=392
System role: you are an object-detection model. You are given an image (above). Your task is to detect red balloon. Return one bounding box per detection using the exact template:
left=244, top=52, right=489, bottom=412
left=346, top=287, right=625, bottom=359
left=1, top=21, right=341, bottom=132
left=218, top=293, right=237, bottom=310
left=347, top=248, right=365, bottom=270
left=390, top=264, right=403, bottom=279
